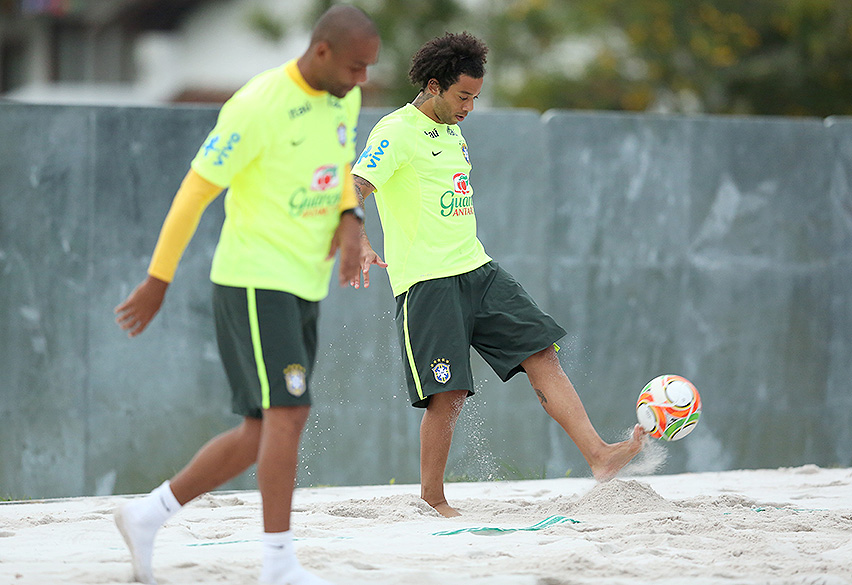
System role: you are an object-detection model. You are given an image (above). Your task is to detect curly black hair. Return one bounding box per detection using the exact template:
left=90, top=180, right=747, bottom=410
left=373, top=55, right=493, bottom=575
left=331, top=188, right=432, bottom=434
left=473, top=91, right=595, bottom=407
left=408, top=32, right=488, bottom=92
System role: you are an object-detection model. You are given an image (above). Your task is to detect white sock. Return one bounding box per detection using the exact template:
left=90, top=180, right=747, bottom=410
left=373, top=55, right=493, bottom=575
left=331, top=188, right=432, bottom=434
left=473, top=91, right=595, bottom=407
left=136, top=480, right=181, bottom=526
left=114, top=481, right=182, bottom=585
left=259, top=531, right=335, bottom=585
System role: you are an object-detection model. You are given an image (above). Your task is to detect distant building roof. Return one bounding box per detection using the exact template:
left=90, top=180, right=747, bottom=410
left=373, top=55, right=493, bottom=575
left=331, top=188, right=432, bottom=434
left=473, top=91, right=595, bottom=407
left=10, top=0, right=215, bottom=30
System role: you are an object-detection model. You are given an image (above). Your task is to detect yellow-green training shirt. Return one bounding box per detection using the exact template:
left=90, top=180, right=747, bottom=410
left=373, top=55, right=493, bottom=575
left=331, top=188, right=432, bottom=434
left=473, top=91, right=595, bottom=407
left=191, top=59, right=360, bottom=301
left=352, top=104, right=490, bottom=296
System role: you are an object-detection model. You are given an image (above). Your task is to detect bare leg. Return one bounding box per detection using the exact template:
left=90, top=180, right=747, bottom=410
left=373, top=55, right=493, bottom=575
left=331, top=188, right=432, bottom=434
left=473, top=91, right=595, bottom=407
left=256, top=405, right=311, bottom=532
left=522, top=346, right=644, bottom=481
left=420, top=389, right=467, bottom=517
left=254, top=405, right=335, bottom=585
left=169, top=417, right=263, bottom=505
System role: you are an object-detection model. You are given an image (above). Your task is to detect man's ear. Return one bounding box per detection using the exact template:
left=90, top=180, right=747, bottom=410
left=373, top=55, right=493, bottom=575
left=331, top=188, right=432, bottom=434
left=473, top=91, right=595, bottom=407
left=427, top=78, right=442, bottom=96
left=314, top=40, right=332, bottom=61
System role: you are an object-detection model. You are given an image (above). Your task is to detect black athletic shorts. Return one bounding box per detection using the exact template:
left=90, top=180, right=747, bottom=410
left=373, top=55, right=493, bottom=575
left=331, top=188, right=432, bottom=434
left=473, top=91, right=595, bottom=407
left=395, top=261, right=566, bottom=408
left=213, top=284, right=318, bottom=418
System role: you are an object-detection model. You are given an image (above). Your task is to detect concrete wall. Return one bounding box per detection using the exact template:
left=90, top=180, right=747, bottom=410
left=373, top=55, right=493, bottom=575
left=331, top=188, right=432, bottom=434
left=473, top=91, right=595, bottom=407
left=1, top=103, right=850, bottom=499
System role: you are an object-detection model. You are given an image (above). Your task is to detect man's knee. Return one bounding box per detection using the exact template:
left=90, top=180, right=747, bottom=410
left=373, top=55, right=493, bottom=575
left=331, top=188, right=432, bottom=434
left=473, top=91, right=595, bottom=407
left=523, top=344, right=558, bottom=369
left=262, top=405, right=311, bottom=435
left=427, top=389, right=467, bottom=412
left=239, top=416, right=264, bottom=445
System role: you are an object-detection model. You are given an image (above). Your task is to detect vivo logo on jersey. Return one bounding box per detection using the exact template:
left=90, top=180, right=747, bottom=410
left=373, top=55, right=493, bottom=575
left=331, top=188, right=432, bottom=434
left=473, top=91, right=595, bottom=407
left=311, top=165, right=340, bottom=191
left=203, top=133, right=241, bottom=166
left=357, top=140, right=390, bottom=168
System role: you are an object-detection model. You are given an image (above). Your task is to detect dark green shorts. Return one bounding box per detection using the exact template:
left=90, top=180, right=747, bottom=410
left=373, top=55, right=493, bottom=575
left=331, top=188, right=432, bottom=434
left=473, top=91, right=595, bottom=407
left=213, top=284, right=318, bottom=418
left=395, top=262, right=566, bottom=408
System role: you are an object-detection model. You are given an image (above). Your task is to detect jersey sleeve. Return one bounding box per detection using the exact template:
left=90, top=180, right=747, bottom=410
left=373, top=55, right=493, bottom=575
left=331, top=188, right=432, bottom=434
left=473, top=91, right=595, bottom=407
left=338, top=88, right=361, bottom=211
left=190, top=91, right=265, bottom=188
left=147, top=169, right=223, bottom=282
left=352, top=115, right=412, bottom=191
left=338, top=164, right=358, bottom=211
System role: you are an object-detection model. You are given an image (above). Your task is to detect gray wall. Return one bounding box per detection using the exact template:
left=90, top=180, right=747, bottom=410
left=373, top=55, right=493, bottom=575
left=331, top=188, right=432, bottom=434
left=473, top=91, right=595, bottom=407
left=1, top=103, right=850, bottom=500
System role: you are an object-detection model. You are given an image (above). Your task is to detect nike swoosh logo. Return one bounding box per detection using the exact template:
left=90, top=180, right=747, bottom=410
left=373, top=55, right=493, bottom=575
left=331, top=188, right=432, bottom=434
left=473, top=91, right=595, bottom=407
left=432, top=151, right=441, bottom=156
left=292, top=137, right=306, bottom=146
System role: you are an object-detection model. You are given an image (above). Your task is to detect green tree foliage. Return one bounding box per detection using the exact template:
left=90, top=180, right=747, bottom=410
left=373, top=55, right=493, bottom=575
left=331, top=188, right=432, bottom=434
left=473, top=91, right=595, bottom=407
left=490, top=0, right=852, bottom=116
left=312, top=0, right=852, bottom=116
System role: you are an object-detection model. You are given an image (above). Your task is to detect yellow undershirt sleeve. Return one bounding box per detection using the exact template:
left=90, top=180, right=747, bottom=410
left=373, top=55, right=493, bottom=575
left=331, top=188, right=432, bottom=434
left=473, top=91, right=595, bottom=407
left=147, top=169, right=224, bottom=282
left=338, top=164, right=359, bottom=211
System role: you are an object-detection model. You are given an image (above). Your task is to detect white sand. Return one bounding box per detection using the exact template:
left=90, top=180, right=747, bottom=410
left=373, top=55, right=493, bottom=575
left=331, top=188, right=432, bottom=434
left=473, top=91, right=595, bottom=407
left=1, top=465, right=851, bottom=585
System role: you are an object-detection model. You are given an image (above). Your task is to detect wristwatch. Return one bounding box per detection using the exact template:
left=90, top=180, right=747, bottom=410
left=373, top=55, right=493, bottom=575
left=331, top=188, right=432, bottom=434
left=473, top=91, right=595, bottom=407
left=341, top=206, right=365, bottom=222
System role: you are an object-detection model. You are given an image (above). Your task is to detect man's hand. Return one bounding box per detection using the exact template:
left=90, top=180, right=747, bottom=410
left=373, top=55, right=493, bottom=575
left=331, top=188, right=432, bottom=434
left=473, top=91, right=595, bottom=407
left=114, top=275, right=169, bottom=337
left=350, top=232, right=388, bottom=289
left=328, top=213, right=364, bottom=287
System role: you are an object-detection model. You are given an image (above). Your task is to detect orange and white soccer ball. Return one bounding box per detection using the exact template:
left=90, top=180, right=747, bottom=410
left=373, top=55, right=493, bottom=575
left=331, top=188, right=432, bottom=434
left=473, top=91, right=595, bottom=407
left=636, top=374, right=701, bottom=441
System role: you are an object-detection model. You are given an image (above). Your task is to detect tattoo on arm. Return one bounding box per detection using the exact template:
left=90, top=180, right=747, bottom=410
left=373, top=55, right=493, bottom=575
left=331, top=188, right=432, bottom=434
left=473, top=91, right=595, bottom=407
left=534, top=388, right=548, bottom=409
left=353, top=175, right=375, bottom=206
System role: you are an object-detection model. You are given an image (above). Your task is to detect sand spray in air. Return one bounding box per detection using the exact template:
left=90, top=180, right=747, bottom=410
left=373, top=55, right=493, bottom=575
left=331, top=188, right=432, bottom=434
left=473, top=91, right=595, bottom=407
left=617, top=430, right=668, bottom=477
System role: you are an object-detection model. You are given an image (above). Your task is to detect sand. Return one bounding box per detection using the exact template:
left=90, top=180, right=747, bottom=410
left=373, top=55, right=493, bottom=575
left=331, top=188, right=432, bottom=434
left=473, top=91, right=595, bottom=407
left=1, top=464, right=851, bottom=585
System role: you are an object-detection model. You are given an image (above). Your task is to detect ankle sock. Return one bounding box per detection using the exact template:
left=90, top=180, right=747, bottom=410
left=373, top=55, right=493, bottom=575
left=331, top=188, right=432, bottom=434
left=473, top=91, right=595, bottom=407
left=259, top=531, right=335, bottom=584
left=133, top=480, right=181, bottom=528
left=260, top=530, right=296, bottom=578
left=114, top=480, right=181, bottom=585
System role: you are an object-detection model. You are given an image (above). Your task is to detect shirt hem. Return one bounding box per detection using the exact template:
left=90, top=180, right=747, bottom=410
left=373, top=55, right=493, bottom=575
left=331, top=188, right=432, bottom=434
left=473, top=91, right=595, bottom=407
left=390, top=257, right=491, bottom=297
left=210, top=274, right=329, bottom=302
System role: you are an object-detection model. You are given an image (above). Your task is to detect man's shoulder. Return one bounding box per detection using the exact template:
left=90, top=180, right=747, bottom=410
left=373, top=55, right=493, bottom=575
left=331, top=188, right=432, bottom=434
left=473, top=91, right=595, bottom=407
left=372, top=105, right=427, bottom=140
left=376, top=104, right=418, bottom=126
left=222, top=65, right=296, bottom=117
left=237, top=64, right=288, bottom=94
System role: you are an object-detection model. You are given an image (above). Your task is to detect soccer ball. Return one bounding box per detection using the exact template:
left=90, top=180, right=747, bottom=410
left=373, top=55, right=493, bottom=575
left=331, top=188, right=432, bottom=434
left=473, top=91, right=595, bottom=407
left=636, top=374, right=701, bottom=441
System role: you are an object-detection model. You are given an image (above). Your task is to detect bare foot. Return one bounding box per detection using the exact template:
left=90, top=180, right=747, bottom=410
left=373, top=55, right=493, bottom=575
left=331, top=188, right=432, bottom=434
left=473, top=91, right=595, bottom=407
left=424, top=498, right=461, bottom=518
left=590, top=424, right=646, bottom=482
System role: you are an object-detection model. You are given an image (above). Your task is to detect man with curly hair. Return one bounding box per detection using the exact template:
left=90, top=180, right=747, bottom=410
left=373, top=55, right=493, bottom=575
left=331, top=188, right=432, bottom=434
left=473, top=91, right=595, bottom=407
left=350, top=32, right=644, bottom=517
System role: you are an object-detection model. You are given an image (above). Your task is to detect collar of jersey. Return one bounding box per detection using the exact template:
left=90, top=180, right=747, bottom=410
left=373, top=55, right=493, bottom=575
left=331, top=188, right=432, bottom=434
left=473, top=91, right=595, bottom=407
left=406, top=102, right=446, bottom=129
left=286, top=60, right=325, bottom=97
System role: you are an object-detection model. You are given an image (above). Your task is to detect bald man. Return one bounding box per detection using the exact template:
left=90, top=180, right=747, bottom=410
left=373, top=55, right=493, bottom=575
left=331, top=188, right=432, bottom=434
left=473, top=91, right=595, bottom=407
left=112, top=6, right=379, bottom=585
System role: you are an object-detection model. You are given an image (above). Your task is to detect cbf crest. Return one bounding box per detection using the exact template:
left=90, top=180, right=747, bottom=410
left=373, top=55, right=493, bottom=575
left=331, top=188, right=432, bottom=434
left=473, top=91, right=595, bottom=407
left=430, top=358, right=451, bottom=384
left=283, top=364, right=307, bottom=397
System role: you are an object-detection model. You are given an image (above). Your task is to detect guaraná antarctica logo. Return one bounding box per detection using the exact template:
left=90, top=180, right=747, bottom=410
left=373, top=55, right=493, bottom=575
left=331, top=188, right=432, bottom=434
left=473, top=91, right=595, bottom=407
left=284, top=364, right=307, bottom=397
left=288, top=164, right=342, bottom=218
left=310, top=164, right=340, bottom=191
left=430, top=358, right=452, bottom=384
left=440, top=172, right=474, bottom=217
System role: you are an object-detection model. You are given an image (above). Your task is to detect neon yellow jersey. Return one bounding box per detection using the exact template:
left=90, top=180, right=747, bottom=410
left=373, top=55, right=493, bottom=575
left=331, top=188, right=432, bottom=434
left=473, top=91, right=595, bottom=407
left=352, top=104, right=490, bottom=296
left=191, top=60, right=360, bottom=301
